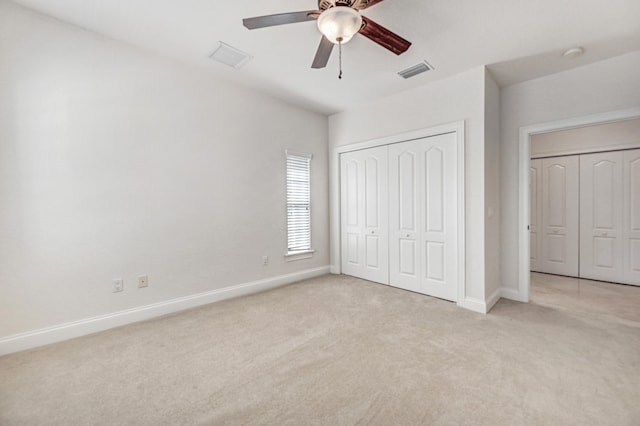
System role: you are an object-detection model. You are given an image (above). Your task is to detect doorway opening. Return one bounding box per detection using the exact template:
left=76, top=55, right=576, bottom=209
left=517, top=108, right=640, bottom=302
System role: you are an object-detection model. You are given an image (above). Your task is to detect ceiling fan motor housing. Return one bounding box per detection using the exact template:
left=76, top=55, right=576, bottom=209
left=318, top=0, right=369, bottom=11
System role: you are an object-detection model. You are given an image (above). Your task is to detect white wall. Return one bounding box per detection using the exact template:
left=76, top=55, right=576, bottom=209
left=0, top=1, right=329, bottom=340
left=500, top=51, right=640, bottom=294
left=484, top=70, right=501, bottom=305
left=531, top=118, right=640, bottom=157
left=329, top=67, right=490, bottom=308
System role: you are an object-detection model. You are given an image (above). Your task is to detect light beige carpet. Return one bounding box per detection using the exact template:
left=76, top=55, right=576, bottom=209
left=1, top=273, right=639, bottom=425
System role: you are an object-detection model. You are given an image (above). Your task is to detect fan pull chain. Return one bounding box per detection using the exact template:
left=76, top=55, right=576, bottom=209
left=338, top=39, right=343, bottom=80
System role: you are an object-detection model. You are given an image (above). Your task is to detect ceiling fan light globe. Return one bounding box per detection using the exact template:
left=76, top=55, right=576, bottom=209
left=317, top=6, right=362, bottom=44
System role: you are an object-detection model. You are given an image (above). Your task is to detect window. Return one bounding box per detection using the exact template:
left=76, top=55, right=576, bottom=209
left=286, top=150, right=313, bottom=257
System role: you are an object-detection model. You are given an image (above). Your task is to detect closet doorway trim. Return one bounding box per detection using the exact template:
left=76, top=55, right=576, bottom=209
left=330, top=121, right=466, bottom=304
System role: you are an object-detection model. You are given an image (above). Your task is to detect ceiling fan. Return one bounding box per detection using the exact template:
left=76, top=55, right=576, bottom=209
left=242, top=0, right=411, bottom=77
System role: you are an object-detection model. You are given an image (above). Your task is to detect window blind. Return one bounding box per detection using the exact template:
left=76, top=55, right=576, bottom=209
left=286, top=152, right=312, bottom=252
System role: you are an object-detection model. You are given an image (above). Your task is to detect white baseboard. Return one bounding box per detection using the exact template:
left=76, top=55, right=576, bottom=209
left=500, top=287, right=526, bottom=302
left=0, top=266, right=330, bottom=356
left=459, top=297, right=488, bottom=314
left=460, top=287, right=527, bottom=314
left=459, top=287, right=502, bottom=314
left=486, top=288, right=502, bottom=312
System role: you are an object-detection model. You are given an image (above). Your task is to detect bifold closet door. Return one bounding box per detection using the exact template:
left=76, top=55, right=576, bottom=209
left=623, top=149, right=640, bottom=286
left=530, top=159, right=542, bottom=272
left=541, top=156, right=579, bottom=276
left=579, top=151, right=624, bottom=282
left=388, top=132, right=458, bottom=302
left=340, top=146, right=389, bottom=284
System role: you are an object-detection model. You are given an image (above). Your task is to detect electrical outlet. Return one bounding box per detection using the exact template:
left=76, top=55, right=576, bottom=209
left=138, top=275, right=149, bottom=288
left=113, top=278, right=124, bottom=293
left=262, top=255, right=269, bottom=266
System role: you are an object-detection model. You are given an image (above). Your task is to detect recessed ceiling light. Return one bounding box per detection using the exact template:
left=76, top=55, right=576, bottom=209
left=562, top=47, right=584, bottom=58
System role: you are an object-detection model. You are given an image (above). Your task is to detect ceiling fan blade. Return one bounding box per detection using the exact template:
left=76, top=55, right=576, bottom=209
left=363, top=0, right=385, bottom=8
left=359, top=16, right=411, bottom=55
left=311, top=36, right=334, bottom=69
left=243, top=11, right=319, bottom=30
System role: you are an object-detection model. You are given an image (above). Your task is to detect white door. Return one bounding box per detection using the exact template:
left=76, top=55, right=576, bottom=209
left=623, top=149, right=640, bottom=286
left=340, top=146, right=389, bottom=284
left=579, top=151, right=624, bottom=282
left=530, top=159, right=542, bottom=272
left=541, top=156, right=579, bottom=276
left=389, top=133, right=458, bottom=301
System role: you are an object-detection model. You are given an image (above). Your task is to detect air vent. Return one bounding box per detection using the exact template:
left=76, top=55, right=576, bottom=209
left=397, top=61, right=434, bottom=79
left=209, top=42, right=252, bottom=69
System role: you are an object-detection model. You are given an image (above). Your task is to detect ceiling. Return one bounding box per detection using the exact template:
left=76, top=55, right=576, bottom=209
left=10, top=0, right=640, bottom=115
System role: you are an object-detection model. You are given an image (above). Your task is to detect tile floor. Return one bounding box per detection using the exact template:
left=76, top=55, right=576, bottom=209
left=530, top=271, right=640, bottom=324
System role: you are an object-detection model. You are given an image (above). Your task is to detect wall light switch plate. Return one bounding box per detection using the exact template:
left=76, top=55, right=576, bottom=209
left=138, top=275, right=149, bottom=288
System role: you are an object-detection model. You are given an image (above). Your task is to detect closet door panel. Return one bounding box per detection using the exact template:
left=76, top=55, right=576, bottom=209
left=425, top=147, right=444, bottom=233
left=365, top=234, right=380, bottom=268
left=398, top=152, right=417, bottom=233
left=623, top=149, right=640, bottom=285
left=346, top=233, right=359, bottom=265
left=541, top=156, right=579, bottom=276
left=399, top=240, right=417, bottom=275
left=340, top=146, right=389, bottom=284
left=389, top=143, right=420, bottom=288
left=419, top=133, right=458, bottom=301
left=343, top=159, right=361, bottom=267
left=422, top=146, right=447, bottom=289
left=389, top=133, right=458, bottom=302
left=364, top=156, right=383, bottom=269
left=425, top=242, right=445, bottom=282
left=579, top=152, right=623, bottom=282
